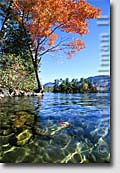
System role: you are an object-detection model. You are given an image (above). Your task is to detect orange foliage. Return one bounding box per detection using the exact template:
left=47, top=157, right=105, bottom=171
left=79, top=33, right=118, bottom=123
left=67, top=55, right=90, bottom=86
left=48, top=33, right=58, bottom=46
left=83, top=83, right=89, bottom=90
left=13, top=0, right=101, bottom=56
left=68, top=39, right=85, bottom=51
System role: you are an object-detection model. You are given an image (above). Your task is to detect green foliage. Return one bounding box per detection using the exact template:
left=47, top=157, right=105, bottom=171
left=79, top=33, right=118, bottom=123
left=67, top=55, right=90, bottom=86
left=0, top=1, right=37, bottom=92
left=53, top=78, right=97, bottom=93
left=44, top=86, right=53, bottom=92
left=0, top=54, right=36, bottom=91
left=0, top=0, right=41, bottom=91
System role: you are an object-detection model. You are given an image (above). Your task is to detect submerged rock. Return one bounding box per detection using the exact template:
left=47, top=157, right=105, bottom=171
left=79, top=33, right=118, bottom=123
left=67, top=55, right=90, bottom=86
left=16, top=129, right=32, bottom=146
left=1, top=129, right=12, bottom=136
left=35, top=128, right=50, bottom=136
left=13, top=118, right=25, bottom=129
left=13, top=111, right=36, bottom=129
left=1, top=147, right=26, bottom=163
left=0, top=133, right=15, bottom=145
left=0, top=93, right=4, bottom=99
left=50, top=122, right=70, bottom=136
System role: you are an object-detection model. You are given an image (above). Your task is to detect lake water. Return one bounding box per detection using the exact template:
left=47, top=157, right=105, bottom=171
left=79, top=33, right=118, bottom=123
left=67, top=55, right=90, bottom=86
left=0, top=92, right=110, bottom=163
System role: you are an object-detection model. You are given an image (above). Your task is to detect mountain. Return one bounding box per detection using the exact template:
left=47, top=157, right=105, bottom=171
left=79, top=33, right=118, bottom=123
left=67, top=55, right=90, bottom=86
left=87, top=75, right=110, bottom=92
left=87, top=75, right=110, bottom=82
left=44, top=82, right=54, bottom=87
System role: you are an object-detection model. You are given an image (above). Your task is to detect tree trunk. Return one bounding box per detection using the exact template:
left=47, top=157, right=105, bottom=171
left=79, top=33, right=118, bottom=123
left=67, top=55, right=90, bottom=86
left=19, top=19, right=43, bottom=93
left=34, top=63, right=42, bottom=92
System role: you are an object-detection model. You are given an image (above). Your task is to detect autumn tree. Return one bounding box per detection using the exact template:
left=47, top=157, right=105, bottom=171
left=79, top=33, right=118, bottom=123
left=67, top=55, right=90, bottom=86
left=11, top=0, right=101, bottom=92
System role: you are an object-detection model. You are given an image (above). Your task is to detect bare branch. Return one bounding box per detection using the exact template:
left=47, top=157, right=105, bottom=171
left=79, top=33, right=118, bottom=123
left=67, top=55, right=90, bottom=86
left=39, top=38, right=69, bottom=56
left=39, top=23, right=64, bottom=46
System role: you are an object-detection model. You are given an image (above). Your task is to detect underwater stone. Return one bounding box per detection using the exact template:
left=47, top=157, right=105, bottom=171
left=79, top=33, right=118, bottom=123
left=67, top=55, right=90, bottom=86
left=35, top=128, right=50, bottom=136
left=2, top=129, right=12, bottom=136
left=0, top=133, right=15, bottom=145
left=13, top=111, right=35, bottom=129
left=1, top=147, right=26, bottom=163
left=16, top=129, right=32, bottom=146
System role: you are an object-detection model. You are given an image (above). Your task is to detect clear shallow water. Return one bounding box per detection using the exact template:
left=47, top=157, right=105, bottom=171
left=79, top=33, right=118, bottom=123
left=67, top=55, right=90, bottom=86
left=0, top=93, right=110, bottom=163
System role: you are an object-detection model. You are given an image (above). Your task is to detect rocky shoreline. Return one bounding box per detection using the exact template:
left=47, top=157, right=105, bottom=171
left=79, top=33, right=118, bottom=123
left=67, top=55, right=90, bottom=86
left=0, top=88, right=44, bottom=99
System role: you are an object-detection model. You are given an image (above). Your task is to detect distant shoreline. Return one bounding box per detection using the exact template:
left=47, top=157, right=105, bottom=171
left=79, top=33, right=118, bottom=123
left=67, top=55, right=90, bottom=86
left=44, top=75, right=110, bottom=94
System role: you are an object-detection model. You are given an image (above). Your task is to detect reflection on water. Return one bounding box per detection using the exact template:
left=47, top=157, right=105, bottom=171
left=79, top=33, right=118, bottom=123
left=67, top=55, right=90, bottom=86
left=0, top=93, right=110, bottom=163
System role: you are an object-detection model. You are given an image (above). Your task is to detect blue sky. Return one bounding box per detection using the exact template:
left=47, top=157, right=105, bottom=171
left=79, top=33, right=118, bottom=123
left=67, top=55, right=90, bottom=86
left=40, top=0, right=110, bottom=84
left=0, top=0, right=110, bottom=84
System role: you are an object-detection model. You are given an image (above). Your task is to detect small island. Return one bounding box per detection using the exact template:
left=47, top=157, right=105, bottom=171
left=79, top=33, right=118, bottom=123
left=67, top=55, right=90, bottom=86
left=44, top=76, right=110, bottom=94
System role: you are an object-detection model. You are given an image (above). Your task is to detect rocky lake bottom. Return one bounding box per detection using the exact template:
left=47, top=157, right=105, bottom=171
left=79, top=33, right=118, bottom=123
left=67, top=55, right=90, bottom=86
left=0, top=93, right=110, bottom=163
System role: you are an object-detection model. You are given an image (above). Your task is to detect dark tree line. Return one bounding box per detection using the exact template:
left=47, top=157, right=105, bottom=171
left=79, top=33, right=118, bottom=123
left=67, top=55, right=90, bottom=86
left=44, top=78, right=97, bottom=93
